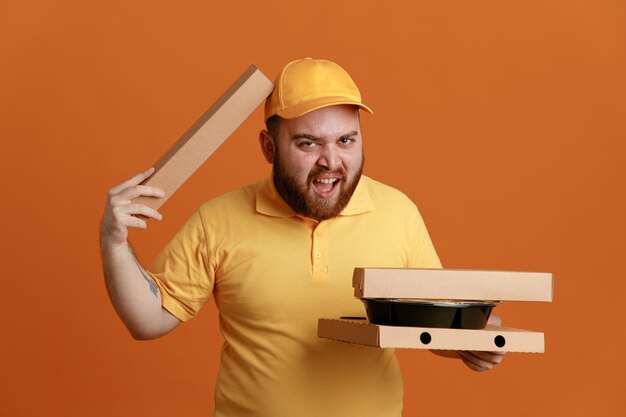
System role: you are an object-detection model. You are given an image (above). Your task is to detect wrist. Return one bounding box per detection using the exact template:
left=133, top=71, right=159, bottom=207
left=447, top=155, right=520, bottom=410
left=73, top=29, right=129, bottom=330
left=100, top=237, right=129, bottom=255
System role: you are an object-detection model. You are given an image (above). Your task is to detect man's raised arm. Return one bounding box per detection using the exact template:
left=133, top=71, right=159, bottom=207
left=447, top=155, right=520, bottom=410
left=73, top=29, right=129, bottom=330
left=100, top=167, right=180, bottom=340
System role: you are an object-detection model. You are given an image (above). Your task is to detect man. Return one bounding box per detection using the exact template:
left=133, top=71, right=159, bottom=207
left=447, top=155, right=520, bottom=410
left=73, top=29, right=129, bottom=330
left=101, top=58, right=504, bottom=417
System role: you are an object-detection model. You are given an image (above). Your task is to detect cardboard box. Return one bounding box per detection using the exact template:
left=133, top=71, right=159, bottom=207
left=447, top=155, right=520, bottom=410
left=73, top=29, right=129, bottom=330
left=318, top=268, right=553, bottom=353
left=134, top=65, right=274, bottom=210
left=318, top=318, right=545, bottom=353
left=353, top=268, right=553, bottom=302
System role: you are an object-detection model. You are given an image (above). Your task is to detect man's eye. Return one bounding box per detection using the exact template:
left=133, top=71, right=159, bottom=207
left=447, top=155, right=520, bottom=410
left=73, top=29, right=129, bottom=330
left=339, top=138, right=353, bottom=145
left=300, top=141, right=316, bottom=148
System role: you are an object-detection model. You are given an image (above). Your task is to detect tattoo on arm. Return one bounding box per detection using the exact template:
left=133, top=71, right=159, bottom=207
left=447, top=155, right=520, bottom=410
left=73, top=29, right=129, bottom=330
left=129, top=247, right=159, bottom=298
left=139, top=265, right=160, bottom=298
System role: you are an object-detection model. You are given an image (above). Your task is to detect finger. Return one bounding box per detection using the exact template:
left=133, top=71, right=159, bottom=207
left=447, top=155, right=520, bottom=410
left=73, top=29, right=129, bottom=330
left=126, top=215, right=148, bottom=230
left=109, top=167, right=156, bottom=196
left=115, top=184, right=165, bottom=202
left=458, top=351, right=495, bottom=371
left=127, top=204, right=163, bottom=221
left=470, top=350, right=505, bottom=364
left=460, top=357, right=488, bottom=372
left=487, top=313, right=502, bottom=326
left=457, top=351, right=488, bottom=372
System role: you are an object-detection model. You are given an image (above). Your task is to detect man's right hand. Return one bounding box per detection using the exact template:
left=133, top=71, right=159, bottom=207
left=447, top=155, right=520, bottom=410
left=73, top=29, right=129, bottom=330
left=101, top=167, right=165, bottom=248
left=100, top=167, right=180, bottom=340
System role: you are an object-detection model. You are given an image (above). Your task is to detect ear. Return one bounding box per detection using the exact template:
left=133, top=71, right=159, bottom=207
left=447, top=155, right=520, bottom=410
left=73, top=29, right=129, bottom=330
left=259, top=130, right=275, bottom=164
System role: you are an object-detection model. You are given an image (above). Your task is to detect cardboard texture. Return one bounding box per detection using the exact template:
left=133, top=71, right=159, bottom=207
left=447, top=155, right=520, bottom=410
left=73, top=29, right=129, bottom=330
left=353, top=268, right=553, bottom=301
left=317, top=268, right=552, bottom=353
left=318, top=319, right=545, bottom=353
left=133, top=65, right=274, bottom=210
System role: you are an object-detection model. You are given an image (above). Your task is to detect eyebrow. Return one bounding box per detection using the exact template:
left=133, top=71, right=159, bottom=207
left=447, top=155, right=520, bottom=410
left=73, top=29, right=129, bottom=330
left=291, top=133, right=319, bottom=140
left=291, top=131, right=359, bottom=141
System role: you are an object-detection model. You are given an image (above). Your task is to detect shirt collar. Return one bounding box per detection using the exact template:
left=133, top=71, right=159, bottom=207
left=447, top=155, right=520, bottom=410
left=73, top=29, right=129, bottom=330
left=255, top=175, right=297, bottom=217
left=256, top=175, right=374, bottom=218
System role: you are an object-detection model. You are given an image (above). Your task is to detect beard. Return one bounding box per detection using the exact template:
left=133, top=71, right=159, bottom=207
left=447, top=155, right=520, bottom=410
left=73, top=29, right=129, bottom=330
left=273, top=153, right=364, bottom=221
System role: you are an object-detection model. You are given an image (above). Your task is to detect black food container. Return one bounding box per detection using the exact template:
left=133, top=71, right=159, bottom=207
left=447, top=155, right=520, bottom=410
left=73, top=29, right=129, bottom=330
left=362, top=299, right=498, bottom=329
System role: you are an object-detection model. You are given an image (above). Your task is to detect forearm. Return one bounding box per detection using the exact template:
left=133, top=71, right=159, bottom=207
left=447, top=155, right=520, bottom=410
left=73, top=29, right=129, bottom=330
left=101, top=240, right=176, bottom=339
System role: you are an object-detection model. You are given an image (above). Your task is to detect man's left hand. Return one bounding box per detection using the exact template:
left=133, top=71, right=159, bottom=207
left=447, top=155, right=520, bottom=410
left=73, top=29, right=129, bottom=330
left=457, top=314, right=506, bottom=372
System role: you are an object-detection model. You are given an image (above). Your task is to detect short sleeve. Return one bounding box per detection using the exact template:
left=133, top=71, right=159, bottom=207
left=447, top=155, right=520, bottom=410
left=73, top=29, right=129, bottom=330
left=407, top=206, right=443, bottom=269
left=147, top=210, right=214, bottom=321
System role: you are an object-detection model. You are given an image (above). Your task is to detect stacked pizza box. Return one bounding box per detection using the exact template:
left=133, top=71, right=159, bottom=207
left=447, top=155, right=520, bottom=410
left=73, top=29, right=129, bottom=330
left=318, top=268, right=553, bottom=353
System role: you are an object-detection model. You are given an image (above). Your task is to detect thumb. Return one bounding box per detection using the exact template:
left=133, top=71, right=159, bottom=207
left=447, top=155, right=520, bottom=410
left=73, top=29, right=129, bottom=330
left=487, top=313, right=502, bottom=326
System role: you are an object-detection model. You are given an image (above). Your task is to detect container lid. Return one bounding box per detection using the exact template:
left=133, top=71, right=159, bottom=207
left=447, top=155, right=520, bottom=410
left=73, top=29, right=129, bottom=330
left=363, top=298, right=500, bottom=308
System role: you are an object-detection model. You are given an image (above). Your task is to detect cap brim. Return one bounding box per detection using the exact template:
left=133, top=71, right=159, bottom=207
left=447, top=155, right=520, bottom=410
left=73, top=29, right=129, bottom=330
left=273, top=97, right=373, bottom=120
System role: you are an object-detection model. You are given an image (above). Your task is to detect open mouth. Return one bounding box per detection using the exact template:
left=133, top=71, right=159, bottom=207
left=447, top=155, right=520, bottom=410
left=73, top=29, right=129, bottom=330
left=312, top=177, right=340, bottom=198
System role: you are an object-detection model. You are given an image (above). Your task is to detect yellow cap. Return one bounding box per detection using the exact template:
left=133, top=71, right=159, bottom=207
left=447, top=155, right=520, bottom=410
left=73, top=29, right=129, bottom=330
left=264, top=57, right=373, bottom=121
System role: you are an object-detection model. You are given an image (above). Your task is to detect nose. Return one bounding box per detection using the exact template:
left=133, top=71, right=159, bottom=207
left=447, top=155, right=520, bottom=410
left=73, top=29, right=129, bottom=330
left=317, top=144, right=341, bottom=171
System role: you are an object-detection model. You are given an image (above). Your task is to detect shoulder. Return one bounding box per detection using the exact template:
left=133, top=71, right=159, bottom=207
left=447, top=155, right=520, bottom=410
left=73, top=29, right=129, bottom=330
left=196, top=180, right=262, bottom=219
left=361, top=175, right=417, bottom=210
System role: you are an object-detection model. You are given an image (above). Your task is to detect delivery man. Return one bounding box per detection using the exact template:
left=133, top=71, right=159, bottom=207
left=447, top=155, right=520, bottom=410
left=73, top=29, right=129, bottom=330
left=100, top=58, right=504, bottom=417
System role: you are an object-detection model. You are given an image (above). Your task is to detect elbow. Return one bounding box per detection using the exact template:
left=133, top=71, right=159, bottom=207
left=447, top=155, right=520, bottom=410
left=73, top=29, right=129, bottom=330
left=127, top=323, right=166, bottom=341
left=130, top=329, right=156, bottom=341
left=129, top=328, right=162, bottom=341
left=121, top=308, right=179, bottom=340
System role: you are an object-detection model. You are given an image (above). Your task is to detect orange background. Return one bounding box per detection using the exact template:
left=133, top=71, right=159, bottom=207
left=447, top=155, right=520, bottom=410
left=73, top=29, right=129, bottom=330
left=2, top=1, right=624, bottom=416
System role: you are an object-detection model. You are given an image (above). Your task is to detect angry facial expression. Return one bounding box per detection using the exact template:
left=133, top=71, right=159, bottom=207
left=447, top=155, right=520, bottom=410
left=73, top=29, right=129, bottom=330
left=262, top=105, right=364, bottom=221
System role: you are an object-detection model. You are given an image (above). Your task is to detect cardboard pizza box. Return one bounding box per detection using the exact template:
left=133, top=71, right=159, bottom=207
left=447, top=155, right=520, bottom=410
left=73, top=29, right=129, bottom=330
left=318, top=318, right=545, bottom=353
left=353, top=268, right=553, bottom=302
left=133, top=65, right=274, bottom=211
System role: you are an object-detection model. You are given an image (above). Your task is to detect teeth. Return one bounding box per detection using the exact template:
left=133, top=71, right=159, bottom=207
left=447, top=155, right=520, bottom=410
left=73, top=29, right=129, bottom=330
left=317, top=178, right=338, bottom=184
